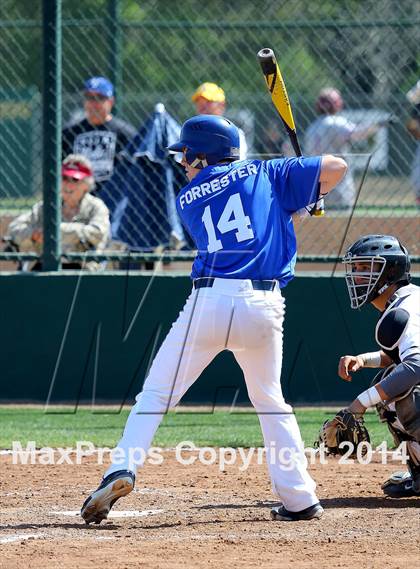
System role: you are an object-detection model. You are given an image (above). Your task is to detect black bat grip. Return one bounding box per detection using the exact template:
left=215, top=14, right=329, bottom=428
left=257, top=48, right=277, bottom=75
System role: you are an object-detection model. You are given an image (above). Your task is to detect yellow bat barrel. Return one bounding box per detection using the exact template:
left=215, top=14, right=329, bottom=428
left=257, top=48, right=296, bottom=133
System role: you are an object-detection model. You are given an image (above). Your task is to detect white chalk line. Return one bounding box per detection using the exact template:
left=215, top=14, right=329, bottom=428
left=0, top=533, right=45, bottom=544
left=50, top=509, right=164, bottom=518
left=0, top=510, right=164, bottom=545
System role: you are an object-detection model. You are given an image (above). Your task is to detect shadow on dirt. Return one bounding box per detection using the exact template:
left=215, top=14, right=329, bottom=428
left=0, top=522, right=118, bottom=530
left=193, top=500, right=277, bottom=510
left=321, top=496, right=419, bottom=509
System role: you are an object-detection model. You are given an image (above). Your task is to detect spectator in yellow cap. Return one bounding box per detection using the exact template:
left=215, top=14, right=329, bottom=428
left=191, top=82, right=248, bottom=159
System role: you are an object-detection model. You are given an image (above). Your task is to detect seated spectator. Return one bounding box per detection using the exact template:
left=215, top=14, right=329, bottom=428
left=7, top=155, right=110, bottom=271
left=62, top=76, right=136, bottom=195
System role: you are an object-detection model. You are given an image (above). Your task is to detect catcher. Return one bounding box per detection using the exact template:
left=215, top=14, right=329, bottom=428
left=320, top=234, right=420, bottom=497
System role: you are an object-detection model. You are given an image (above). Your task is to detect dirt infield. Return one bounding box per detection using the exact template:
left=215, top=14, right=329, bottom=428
left=0, top=452, right=418, bottom=569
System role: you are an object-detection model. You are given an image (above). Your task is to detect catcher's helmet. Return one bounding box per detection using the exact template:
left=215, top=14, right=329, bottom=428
left=343, top=234, right=411, bottom=309
left=167, top=115, right=240, bottom=168
left=316, top=88, right=344, bottom=115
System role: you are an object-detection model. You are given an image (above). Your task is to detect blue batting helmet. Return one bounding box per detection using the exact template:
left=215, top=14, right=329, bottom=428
left=167, top=115, right=240, bottom=168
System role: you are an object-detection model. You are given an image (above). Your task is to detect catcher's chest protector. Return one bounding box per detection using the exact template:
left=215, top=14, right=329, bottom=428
left=375, top=284, right=420, bottom=364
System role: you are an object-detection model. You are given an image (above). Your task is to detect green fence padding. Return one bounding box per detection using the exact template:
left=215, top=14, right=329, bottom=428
left=0, top=273, right=417, bottom=405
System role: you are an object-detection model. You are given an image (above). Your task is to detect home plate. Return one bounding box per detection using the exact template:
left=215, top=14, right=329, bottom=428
left=51, top=509, right=164, bottom=518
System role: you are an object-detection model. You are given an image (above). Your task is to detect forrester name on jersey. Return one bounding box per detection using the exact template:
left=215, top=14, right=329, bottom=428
left=179, top=163, right=258, bottom=209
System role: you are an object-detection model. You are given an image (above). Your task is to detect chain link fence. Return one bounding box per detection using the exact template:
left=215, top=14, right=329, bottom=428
left=1, top=0, right=419, bottom=271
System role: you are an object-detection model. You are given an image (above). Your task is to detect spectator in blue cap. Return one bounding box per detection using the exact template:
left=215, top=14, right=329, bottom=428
left=63, top=76, right=136, bottom=195
left=85, top=76, right=114, bottom=98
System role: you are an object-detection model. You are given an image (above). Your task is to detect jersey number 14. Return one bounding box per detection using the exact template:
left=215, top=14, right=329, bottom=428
left=202, top=193, right=254, bottom=253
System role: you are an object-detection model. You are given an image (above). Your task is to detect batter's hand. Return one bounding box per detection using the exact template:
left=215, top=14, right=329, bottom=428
left=338, top=355, right=365, bottom=382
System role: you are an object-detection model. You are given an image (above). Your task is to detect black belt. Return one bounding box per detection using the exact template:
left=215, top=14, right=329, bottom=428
left=193, top=277, right=277, bottom=291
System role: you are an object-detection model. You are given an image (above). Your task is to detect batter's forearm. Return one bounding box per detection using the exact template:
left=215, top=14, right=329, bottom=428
left=319, top=155, right=348, bottom=194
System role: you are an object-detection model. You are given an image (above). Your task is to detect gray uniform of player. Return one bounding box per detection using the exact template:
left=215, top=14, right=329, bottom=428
left=376, top=284, right=420, bottom=395
left=374, top=284, right=420, bottom=464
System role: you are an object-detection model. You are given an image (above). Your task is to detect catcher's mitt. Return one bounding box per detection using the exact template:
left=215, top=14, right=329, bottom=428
left=317, top=409, right=370, bottom=457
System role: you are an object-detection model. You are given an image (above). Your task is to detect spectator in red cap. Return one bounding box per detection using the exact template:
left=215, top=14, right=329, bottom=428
left=7, top=154, right=111, bottom=270
left=62, top=76, right=136, bottom=195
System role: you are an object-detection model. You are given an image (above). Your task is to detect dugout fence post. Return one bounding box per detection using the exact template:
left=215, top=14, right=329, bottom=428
left=109, top=0, right=122, bottom=116
left=42, top=0, right=62, bottom=271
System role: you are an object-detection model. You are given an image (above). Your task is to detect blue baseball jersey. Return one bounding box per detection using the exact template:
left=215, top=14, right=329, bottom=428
left=176, top=157, right=321, bottom=286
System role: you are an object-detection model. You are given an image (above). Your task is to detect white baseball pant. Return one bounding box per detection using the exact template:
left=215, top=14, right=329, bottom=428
left=105, top=277, right=318, bottom=511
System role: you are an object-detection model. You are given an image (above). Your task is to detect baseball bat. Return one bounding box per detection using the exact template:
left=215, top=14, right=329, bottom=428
left=257, top=47, right=324, bottom=216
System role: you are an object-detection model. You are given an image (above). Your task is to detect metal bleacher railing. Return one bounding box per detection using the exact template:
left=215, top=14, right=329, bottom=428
left=0, top=0, right=419, bottom=271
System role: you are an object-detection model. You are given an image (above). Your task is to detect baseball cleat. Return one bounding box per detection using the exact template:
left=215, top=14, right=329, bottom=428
left=381, top=471, right=420, bottom=498
left=81, top=469, right=135, bottom=525
left=270, top=502, right=324, bottom=521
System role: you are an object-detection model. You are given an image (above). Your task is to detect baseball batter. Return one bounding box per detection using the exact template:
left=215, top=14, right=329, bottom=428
left=81, top=115, right=347, bottom=524
left=330, top=235, right=419, bottom=497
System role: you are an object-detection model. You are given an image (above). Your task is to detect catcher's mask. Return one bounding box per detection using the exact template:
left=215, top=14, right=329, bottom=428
left=343, top=234, right=411, bottom=309
left=167, top=114, right=240, bottom=169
